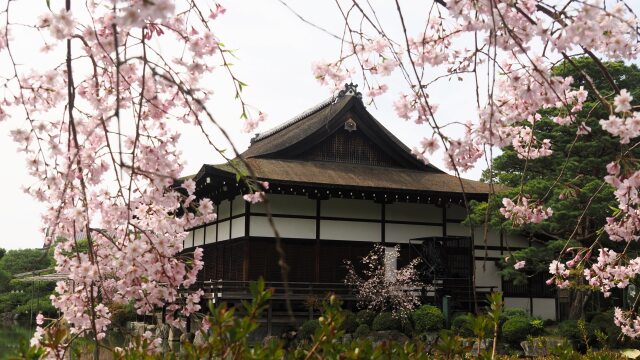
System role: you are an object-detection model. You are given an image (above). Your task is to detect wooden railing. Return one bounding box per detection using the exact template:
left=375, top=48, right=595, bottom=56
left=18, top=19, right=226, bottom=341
left=189, top=279, right=496, bottom=307
left=193, top=280, right=357, bottom=302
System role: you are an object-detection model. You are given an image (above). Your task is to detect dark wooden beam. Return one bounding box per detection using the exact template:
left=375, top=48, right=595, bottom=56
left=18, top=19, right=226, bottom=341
left=315, top=198, right=321, bottom=283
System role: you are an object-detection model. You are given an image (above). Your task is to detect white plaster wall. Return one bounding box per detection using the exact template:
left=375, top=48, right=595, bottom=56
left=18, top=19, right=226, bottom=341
left=218, top=220, right=230, bottom=241
left=184, top=232, right=194, bottom=248
left=204, top=224, right=216, bottom=244
left=447, top=204, right=468, bottom=221
left=504, top=297, right=531, bottom=314
left=194, top=227, right=205, bottom=247
left=322, top=198, right=380, bottom=219
left=474, top=249, right=502, bottom=258
left=232, top=197, right=245, bottom=216
left=532, top=298, right=556, bottom=320
left=464, top=227, right=502, bottom=247
left=231, top=217, right=245, bottom=239
left=218, top=200, right=230, bottom=219
left=321, top=220, right=381, bottom=241
left=252, top=194, right=315, bottom=216
left=250, top=216, right=316, bottom=239
left=446, top=223, right=473, bottom=237
left=386, top=203, right=442, bottom=223
left=504, top=233, right=529, bottom=248
left=475, top=260, right=502, bottom=290
left=385, top=224, right=441, bottom=243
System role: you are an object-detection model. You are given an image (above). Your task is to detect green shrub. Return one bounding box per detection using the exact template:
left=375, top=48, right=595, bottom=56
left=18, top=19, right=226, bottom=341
left=556, top=320, right=581, bottom=347
left=0, top=291, right=29, bottom=313
left=354, top=324, right=370, bottom=338
left=401, top=317, right=415, bottom=336
left=411, top=304, right=444, bottom=333
left=500, top=308, right=529, bottom=324
left=588, top=311, right=621, bottom=349
left=372, top=312, right=401, bottom=331
left=14, top=296, right=57, bottom=318
left=530, top=318, right=545, bottom=336
left=342, top=310, right=358, bottom=333
left=298, top=319, right=320, bottom=340
left=451, top=313, right=474, bottom=337
left=356, top=309, right=376, bottom=326
left=502, top=317, right=531, bottom=345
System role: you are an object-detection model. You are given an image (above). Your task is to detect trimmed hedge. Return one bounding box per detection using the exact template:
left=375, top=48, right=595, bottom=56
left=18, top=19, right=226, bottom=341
left=356, top=309, right=376, bottom=327
left=411, top=305, right=444, bottom=333
left=343, top=311, right=358, bottom=333
left=354, top=324, right=371, bottom=338
left=298, top=319, right=320, bottom=340
left=500, top=308, right=528, bottom=324
left=502, top=317, right=531, bottom=345
left=372, top=312, right=401, bottom=331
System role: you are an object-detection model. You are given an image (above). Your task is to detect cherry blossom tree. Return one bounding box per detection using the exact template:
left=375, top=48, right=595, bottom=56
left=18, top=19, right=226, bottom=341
left=344, top=244, right=423, bottom=318
left=311, top=0, right=640, bottom=339
left=2, top=0, right=640, bottom=356
left=0, top=0, right=270, bottom=357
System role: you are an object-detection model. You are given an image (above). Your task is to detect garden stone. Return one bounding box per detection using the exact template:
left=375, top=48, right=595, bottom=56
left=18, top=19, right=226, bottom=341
left=520, top=337, right=564, bottom=357
left=462, top=338, right=492, bottom=356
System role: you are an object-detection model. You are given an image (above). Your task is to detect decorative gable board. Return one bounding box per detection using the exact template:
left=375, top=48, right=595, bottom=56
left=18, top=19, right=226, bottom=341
left=298, top=124, right=402, bottom=167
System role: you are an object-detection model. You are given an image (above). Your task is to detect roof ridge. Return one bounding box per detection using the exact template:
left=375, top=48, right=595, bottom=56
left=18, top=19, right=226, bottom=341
left=250, top=95, right=338, bottom=144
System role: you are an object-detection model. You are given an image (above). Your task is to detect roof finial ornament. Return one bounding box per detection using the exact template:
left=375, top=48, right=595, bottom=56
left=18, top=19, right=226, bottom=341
left=337, top=83, right=362, bottom=99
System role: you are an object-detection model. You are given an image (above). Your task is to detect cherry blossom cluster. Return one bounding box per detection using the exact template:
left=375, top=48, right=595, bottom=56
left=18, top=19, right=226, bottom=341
left=500, top=196, right=553, bottom=226
left=411, top=137, right=440, bottom=165
left=603, top=164, right=640, bottom=242
left=600, top=89, right=640, bottom=144
left=615, top=308, right=640, bottom=338
left=510, top=124, right=552, bottom=160
left=547, top=260, right=570, bottom=288
left=583, top=248, right=640, bottom=298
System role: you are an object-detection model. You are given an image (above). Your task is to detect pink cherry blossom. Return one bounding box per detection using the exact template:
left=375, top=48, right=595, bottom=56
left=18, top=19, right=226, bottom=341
left=615, top=89, right=633, bottom=113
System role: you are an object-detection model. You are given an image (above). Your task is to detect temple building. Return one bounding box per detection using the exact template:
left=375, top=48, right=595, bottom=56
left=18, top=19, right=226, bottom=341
left=183, top=84, right=557, bottom=320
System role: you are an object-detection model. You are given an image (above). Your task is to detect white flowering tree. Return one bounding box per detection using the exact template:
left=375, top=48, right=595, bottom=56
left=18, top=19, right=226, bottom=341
left=1, top=0, right=640, bottom=356
left=344, top=244, right=422, bottom=318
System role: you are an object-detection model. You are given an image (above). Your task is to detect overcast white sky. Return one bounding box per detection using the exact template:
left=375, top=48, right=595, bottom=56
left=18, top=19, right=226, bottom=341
left=0, top=0, right=573, bottom=249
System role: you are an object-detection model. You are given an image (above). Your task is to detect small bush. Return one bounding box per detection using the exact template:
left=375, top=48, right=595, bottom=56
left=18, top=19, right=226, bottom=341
left=298, top=319, right=320, bottom=340
left=588, top=311, right=621, bottom=349
left=354, top=324, right=370, bottom=338
left=502, top=317, right=531, bottom=345
left=411, top=305, right=444, bottom=333
left=500, top=308, right=529, bottom=324
left=401, top=317, right=415, bottom=336
left=14, top=296, right=57, bottom=319
left=372, top=312, right=401, bottom=331
left=356, top=309, right=376, bottom=326
left=342, top=311, right=358, bottom=333
left=530, top=318, right=545, bottom=336
left=556, top=320, right=581, bottom=347
left=451, top=313, right=474, bottom=337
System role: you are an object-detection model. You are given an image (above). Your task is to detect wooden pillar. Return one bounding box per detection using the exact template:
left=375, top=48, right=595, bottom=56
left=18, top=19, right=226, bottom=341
left=229, top=198, right=233, bottom=239
left=442, top=203, right=447, bottom=237
left=314, top=198, right=321, bottom=283
left=243, top=201, right=250, bottom=281
left=381, top=202, right=386, bottom=245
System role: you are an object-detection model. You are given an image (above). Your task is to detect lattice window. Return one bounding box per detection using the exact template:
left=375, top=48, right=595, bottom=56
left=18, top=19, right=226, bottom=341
left=299, top=129, right=399, bottom=167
